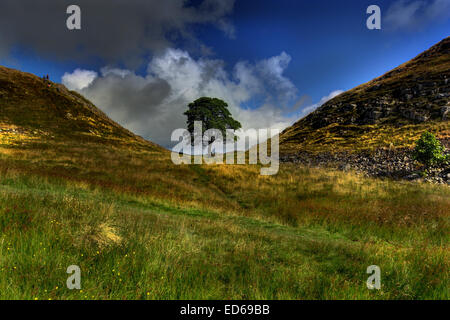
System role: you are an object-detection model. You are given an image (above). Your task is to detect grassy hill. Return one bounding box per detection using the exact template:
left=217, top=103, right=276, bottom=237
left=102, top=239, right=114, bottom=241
left=280, top=37, right=450, bottom=154
left=0, top=65, right=448, bottom=299
left=0, top=66, right=160, bottom=150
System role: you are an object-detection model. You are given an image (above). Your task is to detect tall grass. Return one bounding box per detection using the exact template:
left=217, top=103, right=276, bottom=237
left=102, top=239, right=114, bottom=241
left=0, top=138, right=448, bottom=299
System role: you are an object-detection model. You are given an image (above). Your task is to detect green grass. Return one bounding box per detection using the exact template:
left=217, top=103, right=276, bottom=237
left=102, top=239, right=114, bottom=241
left=0, top=145, right=448, bottom=299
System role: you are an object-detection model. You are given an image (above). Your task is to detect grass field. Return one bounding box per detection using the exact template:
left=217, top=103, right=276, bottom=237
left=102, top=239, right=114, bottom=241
left=0, top=136, right=448, bottom=300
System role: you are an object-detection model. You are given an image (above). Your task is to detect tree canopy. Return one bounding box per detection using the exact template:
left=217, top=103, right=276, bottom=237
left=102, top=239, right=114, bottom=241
left=184, top=97, right=242, bottom=145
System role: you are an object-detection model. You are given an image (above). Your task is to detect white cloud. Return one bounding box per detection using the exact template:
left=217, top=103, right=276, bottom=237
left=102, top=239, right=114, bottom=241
left=233, top=52, right=298, bottom=104
left=64, top=49, right=341, bottom=148
left=385, top=0, right=450, bottom=31
left=62, top=69, right=98, bottom=91
left=258, top=52, right=297, bottom=101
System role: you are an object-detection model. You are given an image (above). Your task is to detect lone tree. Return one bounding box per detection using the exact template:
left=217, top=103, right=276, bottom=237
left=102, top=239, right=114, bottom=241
left=412, top=131, right=447, bottom=167
left=184, top=97, right=242, bottom=147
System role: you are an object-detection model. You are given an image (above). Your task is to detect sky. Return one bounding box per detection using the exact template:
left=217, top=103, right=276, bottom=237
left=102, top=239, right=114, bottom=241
left=0, top=0, right=449, bottom=147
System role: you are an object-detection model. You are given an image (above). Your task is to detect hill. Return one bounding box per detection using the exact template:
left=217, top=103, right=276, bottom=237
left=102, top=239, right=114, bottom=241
left=0, top=66, right=448, bottom=300
left=280, top=37, right=450, bottom=154
left=0, top=66, right=160, bottom=150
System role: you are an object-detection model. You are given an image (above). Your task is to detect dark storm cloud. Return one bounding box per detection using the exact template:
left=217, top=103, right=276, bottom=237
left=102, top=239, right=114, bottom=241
left=84, top=69, right=172, bottom=123
left=0, top=0, right=235, bottom=66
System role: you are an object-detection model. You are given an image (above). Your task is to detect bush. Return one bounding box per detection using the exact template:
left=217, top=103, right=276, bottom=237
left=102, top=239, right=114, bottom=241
left=412, top=132, right=446, bottom=167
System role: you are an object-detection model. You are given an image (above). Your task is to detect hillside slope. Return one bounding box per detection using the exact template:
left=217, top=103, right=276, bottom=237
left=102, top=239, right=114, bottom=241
left=0, top=66, right=161, bottom=150
left=0, top=65, right=448, bottom=300
left=280, top=37, right=450, bottom=154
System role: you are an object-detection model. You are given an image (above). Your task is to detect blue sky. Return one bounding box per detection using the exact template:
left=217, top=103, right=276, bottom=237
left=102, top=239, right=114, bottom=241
left=0, top=0, right=449, bottom=146
left=192, top=0, right=450, bottom=100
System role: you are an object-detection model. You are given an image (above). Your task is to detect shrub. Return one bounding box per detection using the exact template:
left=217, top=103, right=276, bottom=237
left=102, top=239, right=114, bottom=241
left=412, top=132, right=446, bottom=167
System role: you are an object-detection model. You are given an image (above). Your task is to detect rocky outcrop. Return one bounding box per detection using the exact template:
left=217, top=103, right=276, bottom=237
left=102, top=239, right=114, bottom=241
left=307, top=75, right=450, bottom=127
left=280, top=148, right=450, bottom=185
